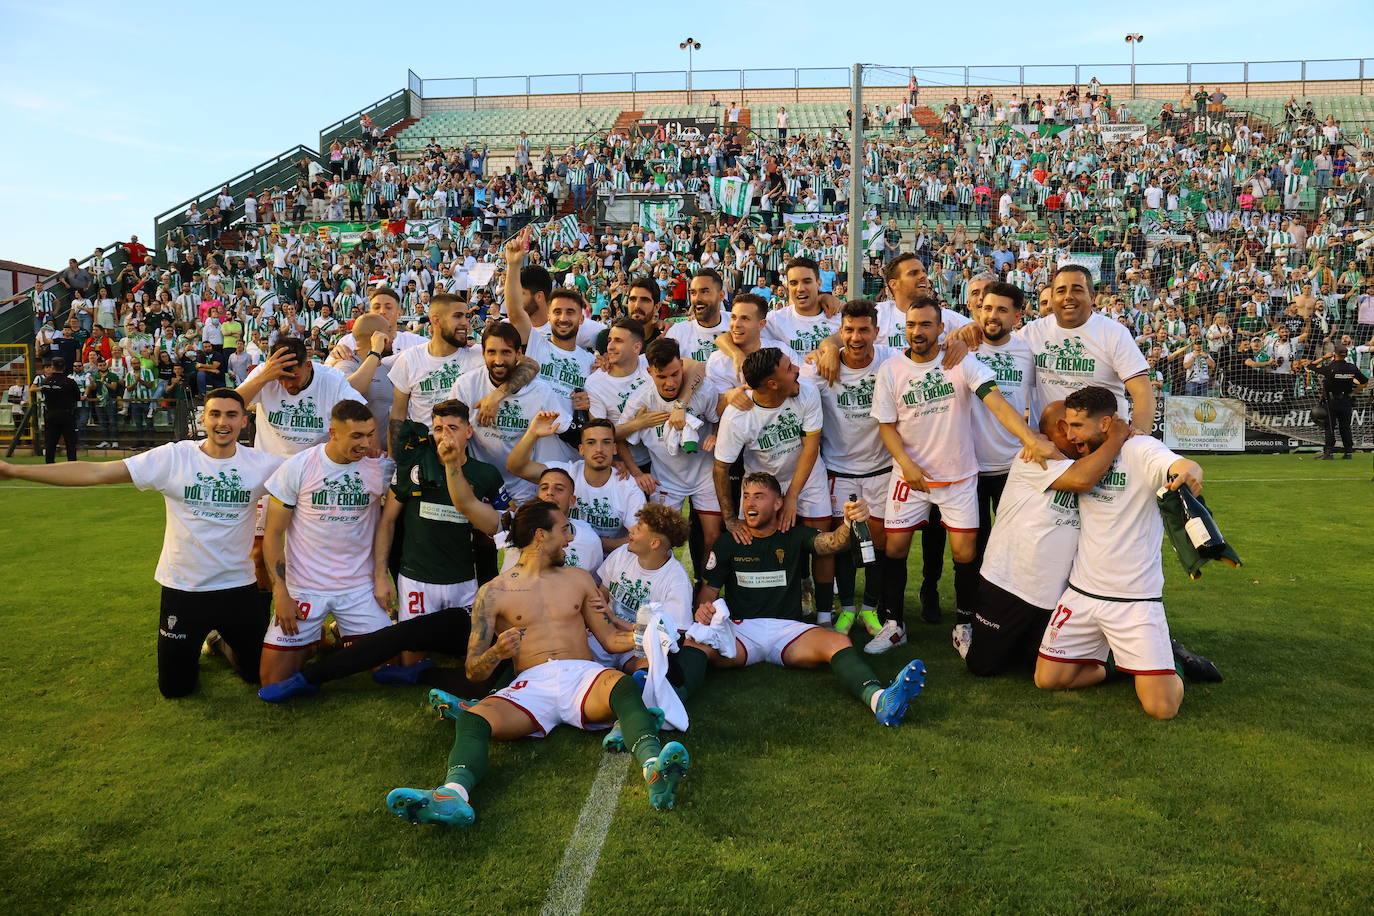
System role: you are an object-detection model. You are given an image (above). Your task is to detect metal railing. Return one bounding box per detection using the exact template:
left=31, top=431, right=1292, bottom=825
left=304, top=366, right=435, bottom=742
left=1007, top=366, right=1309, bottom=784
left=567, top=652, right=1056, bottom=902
left=415, top=58, right=1374, bottom=102
left=0, top=240, right=154, bottom=346
left=318, top=88, right=421, bottom=152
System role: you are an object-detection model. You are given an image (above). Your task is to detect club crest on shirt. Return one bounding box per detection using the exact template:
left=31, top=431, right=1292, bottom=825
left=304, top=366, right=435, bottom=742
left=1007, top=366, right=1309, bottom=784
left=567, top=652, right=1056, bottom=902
left=775, top=548, right=786, bottom=563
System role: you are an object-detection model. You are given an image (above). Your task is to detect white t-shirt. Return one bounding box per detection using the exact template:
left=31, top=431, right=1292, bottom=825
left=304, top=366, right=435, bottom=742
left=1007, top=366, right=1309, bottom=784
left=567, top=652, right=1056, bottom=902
left=705, top=341, right=800, bottom=392
left=501, top=517, right=603, bottom=574
left=763, top=306, right=839, bottom=355
left=871, top=352, right=998, bottom=483
left=1069, top=435, right=1181, bottom=600
left=715, top=381, right=827, bottom=493
left=624, top=378, right=720, bottom=496
left=125, top=441, right=282, bottom=591
left=547, top=460, right=646, bottom=539
left=450, top=373, right=574, bottom=501
left=387, top=342, right=484, bottom=425
left=666, top=314, right=727, bottom=362
left=243, top=361, right=365, bottom=458
left=585, top=364, right=653, bottom=466
left=596, top=546, right=694, bottom=630
left=801, top=345, right=902, bottom=476
left=265, top=444, right=393, bottom=595
left=526, top=333, right=595, bottom=404
left=969, top=336, right=1037, bottom=474
left=980, top=457, right=1079, bottom=609
left=876, top=301, right=972, bottom=350
left=1017, top=312, right=1148, bottom=420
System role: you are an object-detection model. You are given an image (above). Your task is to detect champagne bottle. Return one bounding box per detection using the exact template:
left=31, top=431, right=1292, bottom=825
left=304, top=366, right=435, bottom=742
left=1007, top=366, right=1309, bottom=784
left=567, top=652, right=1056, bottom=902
left=849, top=491, right=877, bottom=565
left=1159, top=480, right=1225, bottom=554
left=570, top=386, right=589, bottom=434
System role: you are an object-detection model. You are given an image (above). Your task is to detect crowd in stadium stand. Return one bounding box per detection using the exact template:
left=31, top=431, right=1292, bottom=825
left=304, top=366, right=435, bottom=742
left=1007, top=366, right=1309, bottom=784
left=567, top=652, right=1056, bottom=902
left=14, top=84, right=1374, bottom=451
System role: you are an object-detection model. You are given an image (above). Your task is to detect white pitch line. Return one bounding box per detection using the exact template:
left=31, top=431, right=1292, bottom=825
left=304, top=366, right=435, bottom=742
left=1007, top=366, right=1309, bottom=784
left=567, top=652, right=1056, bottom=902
left=539, top=754, right=628, bottom=916
left=1206, top=477, right=1367, bottom=482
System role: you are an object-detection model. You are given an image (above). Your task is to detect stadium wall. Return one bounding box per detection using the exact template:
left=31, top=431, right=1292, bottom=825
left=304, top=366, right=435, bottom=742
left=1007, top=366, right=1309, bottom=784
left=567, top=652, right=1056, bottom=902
left=421, top=79, right=1369, bottom=114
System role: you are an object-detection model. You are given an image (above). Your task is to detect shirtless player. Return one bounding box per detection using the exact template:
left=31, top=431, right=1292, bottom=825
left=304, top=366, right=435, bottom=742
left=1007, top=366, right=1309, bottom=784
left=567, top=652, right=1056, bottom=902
left=385, top=500, right=690, bottom=826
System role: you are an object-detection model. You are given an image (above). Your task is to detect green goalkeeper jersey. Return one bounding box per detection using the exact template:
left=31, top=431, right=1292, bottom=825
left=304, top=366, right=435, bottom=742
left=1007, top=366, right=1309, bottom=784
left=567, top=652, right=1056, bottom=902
left=703, top=526, right=819, bottom=621
left=392, top=439, right=508, bottom=585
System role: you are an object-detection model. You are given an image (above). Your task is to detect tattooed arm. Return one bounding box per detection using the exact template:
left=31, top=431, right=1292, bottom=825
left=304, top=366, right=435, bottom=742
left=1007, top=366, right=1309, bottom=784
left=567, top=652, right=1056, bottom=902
left=581, top=571, right=634, bottom=654
left=465, top=581, right=521, bottom=681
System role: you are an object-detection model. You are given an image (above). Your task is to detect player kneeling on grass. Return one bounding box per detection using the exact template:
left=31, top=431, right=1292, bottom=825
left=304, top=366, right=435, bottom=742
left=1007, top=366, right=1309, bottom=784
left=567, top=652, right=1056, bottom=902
left=1034, top=386, right=1205, bottom=720
left=387, top=500, right=689, bottom=826
left=259, top=400, right=394, bottom=686
left=675, top=472, right=927, bottom=726
left=0, top=389, right=282, bottom=698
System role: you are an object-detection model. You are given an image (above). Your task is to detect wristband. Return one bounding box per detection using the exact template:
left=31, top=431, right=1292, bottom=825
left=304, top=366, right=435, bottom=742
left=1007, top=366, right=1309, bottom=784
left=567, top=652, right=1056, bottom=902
left=366, top=350, right=383, bottom=361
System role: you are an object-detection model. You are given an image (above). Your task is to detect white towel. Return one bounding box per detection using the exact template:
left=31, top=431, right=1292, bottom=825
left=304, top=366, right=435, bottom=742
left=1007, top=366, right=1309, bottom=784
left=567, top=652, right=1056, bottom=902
left=663, top=412, right=704, bottom=456
left=684, top=598, right=737, bottom=659
left=640, top=607, right=689, bottom=732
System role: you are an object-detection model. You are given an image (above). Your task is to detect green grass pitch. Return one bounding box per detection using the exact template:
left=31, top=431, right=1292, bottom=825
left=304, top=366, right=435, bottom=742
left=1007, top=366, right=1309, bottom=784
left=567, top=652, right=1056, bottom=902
left=2, top=453, right=1372, bottom=914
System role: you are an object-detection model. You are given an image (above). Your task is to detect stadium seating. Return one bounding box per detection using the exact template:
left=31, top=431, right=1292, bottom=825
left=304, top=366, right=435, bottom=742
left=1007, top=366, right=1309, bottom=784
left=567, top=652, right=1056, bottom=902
left=395, top=107, right=621, bottom=152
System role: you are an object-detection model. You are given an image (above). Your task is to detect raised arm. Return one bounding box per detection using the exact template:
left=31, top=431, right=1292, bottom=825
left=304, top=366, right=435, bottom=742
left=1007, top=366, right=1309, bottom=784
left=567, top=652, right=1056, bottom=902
left=503, top=229, right=533, bottom=344
left=1050, top=418, right=1130, bottom=493
left=1124, top=374, right=1158, bottom=434
left=506, top=410, right=560, bottom=482
left=343, top=330, right=390, bottom=394
left=234, top=346, right=297, bottom=406
left=473, top=354, right=540, bottom=426
left=0, top=458, right=132, bottom=486
left=979, top=387, right=1055, bottom=465
left=436, top=439, right=500, bottom=536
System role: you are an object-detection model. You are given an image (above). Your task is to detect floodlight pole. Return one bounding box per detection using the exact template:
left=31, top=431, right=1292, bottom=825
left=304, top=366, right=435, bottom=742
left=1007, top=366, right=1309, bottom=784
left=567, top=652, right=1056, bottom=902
left=848, top=62, right=863, bottom=296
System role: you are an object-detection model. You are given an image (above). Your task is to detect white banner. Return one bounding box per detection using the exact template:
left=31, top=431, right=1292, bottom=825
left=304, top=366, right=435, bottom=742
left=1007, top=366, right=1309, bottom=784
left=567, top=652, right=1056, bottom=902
left=1098, top=123, right=1147, bottom=144
left=1163, top=396, right=1246, bottom=452
left=1056, top=252, right=1103, bottom=282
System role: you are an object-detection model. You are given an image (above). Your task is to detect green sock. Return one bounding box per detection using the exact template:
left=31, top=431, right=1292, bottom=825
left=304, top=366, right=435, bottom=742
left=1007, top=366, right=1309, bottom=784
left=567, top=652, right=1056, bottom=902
left=675, top=645, right=709, bottom=702
left=1174, top=658, right=1185, bottom=679
left=834, top=551, right=856, bottom=608
left=1104, top=652, right=1117, bottom=680
left=444, top=711, right=491, bottom=792
left=830, top=646, right=883, bottom=708
left=609, top=675, right=663, bottom=767
left=816, top=579, right=835, bottom=615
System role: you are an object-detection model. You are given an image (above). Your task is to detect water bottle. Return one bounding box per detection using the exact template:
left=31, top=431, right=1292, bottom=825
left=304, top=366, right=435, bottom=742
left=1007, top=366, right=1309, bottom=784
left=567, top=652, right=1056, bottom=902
left=570, top=386, right=590, bottom=434
left=849, top=492, right=877, bottom=565
left=633, top=602, right=656, bottom=658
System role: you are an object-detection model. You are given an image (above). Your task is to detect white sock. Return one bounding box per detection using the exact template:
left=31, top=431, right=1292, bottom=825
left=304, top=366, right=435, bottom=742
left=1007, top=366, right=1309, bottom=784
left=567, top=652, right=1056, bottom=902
left=861, top=604, right=877, bottom=613
left=840, top=605, right=856, bottom=615
left=441, top=782, right=470, bottom=802
left=869, top=690, right=883, bottom=712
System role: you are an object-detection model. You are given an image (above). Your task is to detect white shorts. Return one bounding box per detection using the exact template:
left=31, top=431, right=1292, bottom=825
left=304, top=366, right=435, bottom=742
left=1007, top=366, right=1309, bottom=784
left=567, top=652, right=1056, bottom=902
left=883, top=473, right=978, bottom=532
left=732, top=617, right=821, bottom=667
left=255, top=497, right=267, bottom=537
left=829, top=472, right=889, bottom=519
left=263, top=584, right=393, bottom=650
left=396, top=574, right=476, bottom=618
left=1037, top=587, right=1176, bottom=675
left=488, top=658, right=616, bottom=738
left=653, top=478, right=720, bottom=514
left=796, top=475, right=832, bottom=522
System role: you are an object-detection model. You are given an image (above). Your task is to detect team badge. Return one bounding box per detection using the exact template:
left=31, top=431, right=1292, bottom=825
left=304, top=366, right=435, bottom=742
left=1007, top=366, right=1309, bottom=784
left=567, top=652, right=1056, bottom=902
left=776, top=549, right=786, bottom=563
left=410, top=466, right=422, bottom=484
left=704, top=551, right=717, bottom=571
left=166, top=615, right=177, bottom=630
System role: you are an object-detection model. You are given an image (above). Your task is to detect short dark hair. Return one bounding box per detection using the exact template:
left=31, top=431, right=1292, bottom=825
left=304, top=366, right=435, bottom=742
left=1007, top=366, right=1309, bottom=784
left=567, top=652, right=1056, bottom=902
left=691, top=268, right=723, bottom=288
left=628, top=276, right=660, bottom=302
left=537, top=466, right=575, bottom=490
left=580, top=417, right=616, bottom=440
left=742, top=346, right=785, bottom=389
left=645, top=337, right=681, bottom=369
left=50, top=357, right=67, bottom=373
left=637, top=503, right=690, bottom=548
left=270, top=336, right=309, bottom=364
left=906, top=296, right=942, bottom=321
left=1064, top=385, right=1117, bottom=419
left=368, top=285, right=400, bottom=304
left=981, top=281, right=1025, bottom=311
left=785, top=256, right=820, bottom=281
left=741, top=471, right=783, bottom=496
left=510, top=499, right=561, bottom=550
left=549, top=287, right=587, bottom=311
left=480, top=321, right=523, bottom=353
left=331, top=399, right=374, bottom=424
left=1050, top=264, right=1094, bottom=289
left=520, top=265, right=553, bottom=299
left=431, top=399, right=470, bottom=422
left=430, top=293, right=468, bottom=312
left=841, top=299, right=879, bottom=324
left=204, top=387, right=245, bottom=408
left=732, top=293, right=768, bottom=320
left=611, top=317, right=645, bottom=345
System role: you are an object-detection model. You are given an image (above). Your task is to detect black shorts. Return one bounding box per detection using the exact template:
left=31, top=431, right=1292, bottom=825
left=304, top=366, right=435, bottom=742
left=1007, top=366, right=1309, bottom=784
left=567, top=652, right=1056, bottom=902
left=159, top=584, right=269, bottom=698
left=965, top=576, right=1050, bottom=677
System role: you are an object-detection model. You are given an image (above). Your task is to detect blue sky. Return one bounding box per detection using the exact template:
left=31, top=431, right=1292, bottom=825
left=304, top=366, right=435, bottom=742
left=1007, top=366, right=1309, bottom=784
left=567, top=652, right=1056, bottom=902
left=1, top=0, right=1369, bottom=271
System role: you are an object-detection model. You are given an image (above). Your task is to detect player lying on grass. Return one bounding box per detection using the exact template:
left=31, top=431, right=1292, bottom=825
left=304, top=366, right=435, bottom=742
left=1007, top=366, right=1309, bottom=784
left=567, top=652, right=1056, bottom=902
left=386, top=499, right=689, bottom=826
left=0, top=388, right=281, bottom=698
left=662, top=472, right=927, bottom=728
